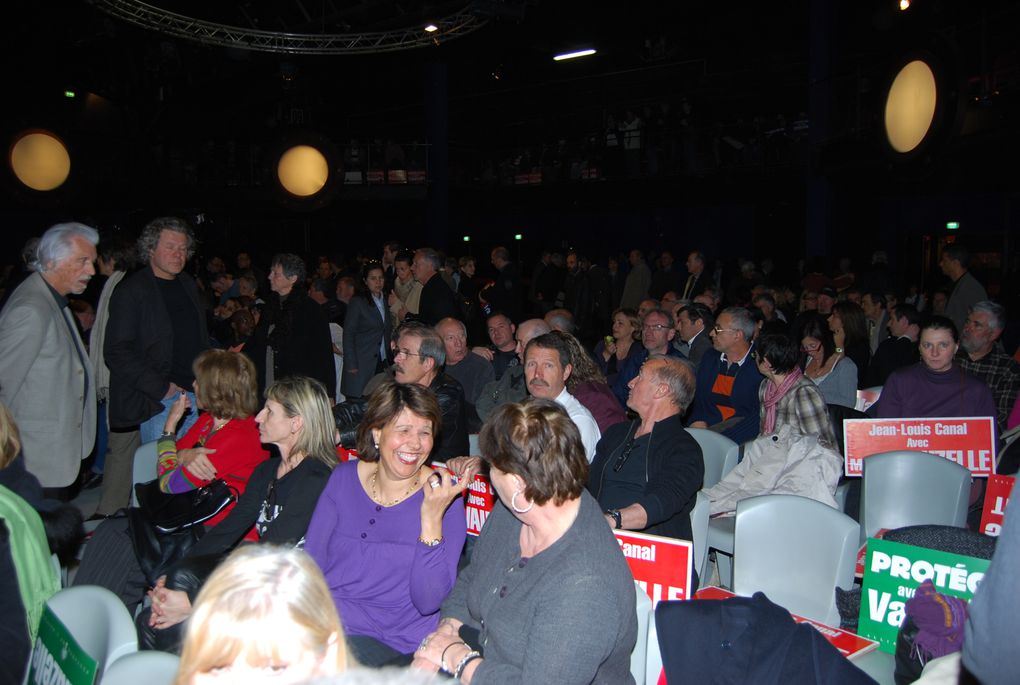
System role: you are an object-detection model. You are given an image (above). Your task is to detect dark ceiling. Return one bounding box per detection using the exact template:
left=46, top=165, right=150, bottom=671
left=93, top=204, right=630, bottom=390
left=2, top=0, right=1018, bottom=230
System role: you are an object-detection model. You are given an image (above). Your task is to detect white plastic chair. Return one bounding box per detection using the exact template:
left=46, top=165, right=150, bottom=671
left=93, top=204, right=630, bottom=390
left=705, top=516, right=736, bottom=588
left=855, top=386, right=883, bottom=412
left=130, top=441, right=159, bottom=507
left=685, top=428, right=739, bottom=489
left=630, top=581, right=651, bottom=685
left=689, top=491, right=711, bottom=585
left=100, top=650, right=180, bottom=685
left=45, top=585, right=138, bottom=678
left=859, top=450, right=971, bottom=545
left=732, top=494, right=859, bottom=626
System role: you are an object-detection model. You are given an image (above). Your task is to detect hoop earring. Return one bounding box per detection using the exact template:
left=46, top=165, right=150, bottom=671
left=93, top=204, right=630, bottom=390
left=511, top=490, right=533, bottom=514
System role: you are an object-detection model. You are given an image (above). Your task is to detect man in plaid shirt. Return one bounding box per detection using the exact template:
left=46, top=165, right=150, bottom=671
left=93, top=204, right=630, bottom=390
left=958, top=301, right=1020, bottom=431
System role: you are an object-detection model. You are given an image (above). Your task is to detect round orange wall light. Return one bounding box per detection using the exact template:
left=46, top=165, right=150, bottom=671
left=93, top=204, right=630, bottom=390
left=884, top=59, right=938, bottom=154
left=10, top=130, right=71, bottom=191
left=277, top=145, right=329, bottom=197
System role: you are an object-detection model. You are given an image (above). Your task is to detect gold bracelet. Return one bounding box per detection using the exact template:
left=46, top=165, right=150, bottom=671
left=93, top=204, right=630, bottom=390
left=418, top=535, right=442, bottom=547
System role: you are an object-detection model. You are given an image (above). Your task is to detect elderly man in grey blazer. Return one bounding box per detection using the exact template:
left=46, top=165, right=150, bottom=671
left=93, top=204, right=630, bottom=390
left=0, top=223, right=98, bottom=492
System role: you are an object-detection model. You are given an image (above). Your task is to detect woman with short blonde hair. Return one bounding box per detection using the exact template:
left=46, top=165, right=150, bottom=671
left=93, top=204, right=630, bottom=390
left=175, top=545, right=349, bottom=684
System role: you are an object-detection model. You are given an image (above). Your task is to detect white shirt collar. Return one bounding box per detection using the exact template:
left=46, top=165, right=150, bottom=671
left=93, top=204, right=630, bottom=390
left=720, top=344, right=753, bottom=367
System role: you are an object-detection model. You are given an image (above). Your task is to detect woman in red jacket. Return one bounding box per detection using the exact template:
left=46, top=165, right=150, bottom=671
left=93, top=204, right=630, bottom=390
left=155, top=349, right=270, bottom=531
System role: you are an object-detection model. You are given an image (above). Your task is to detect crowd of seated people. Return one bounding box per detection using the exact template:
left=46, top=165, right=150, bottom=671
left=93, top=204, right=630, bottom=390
left=3, top=220, right=1019, bottom=683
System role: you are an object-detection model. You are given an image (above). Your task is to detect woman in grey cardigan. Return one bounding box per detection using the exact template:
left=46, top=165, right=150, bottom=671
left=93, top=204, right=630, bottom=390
left=413, top=398, right=637, bottom=684
left=341, top=262, right=392, bottom=399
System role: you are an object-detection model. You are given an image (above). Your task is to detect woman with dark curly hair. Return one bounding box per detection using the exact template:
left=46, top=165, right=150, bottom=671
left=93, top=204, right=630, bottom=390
left=550, top=330, right=626, bottom=432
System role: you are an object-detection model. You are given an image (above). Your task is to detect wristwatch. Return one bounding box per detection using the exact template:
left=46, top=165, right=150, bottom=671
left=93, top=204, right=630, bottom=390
left=606, top=509, right=622, bottom=529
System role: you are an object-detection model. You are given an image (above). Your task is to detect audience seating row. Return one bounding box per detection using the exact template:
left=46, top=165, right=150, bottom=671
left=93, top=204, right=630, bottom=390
left=38, top=584, right=179, bottom=684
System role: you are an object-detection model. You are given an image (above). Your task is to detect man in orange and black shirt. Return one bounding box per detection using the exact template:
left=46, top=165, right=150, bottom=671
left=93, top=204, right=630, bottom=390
left=688, top=307, right=763, bottom=444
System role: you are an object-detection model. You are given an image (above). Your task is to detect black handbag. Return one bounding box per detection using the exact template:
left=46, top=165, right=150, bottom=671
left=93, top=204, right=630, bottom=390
left=134, top=478, right=237, bottom=533
left=128, top=479, right=238, bottom=586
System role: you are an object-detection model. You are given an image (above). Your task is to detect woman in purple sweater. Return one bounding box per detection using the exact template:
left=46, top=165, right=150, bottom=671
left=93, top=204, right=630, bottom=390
left=305, top=382, right=474, bottom=667
left=878, top=316, right=996, bottom=421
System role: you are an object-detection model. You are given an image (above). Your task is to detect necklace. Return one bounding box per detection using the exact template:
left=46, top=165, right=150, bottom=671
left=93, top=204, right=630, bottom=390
left=369, top=467, right=420, bottom=506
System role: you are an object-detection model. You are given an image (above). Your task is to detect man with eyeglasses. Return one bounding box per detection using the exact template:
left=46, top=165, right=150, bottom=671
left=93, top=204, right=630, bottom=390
left=587, top=356, right=704, bottom=586
left=333, top=321, right=468, bottom=461
left=688, top=307, right=764, bottom=444
left=611, top=308, right=686, bottom=406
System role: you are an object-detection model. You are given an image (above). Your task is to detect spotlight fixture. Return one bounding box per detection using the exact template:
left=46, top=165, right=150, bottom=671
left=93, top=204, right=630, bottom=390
left=553, top=49, right=596, bottom=62
left=9, top=130, right=71, bottom=191
left=884, top=59, right=937, bottom=153
left=277, top=145, right=329, bottom=197
left=424, top=23, right=438, bottom=32
left=899, top=0, right=910, bottom=10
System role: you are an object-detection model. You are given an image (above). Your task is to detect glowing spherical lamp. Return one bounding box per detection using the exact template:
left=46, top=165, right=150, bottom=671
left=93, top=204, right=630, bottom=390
left=277, top=145, right=329, bottom=197
left=10, top=131, right=71, bottom=191
left=884, top=60, right=938, bottom=153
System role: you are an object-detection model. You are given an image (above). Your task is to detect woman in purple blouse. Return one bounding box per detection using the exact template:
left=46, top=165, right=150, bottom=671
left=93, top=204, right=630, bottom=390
left=305, top=381, right=475, bottom=667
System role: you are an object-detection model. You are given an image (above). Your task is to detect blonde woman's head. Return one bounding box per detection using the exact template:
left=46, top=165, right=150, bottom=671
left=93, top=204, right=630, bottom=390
left=176, top=545, right=349, bottom=685
left=261, top=376, right=337, bottom=468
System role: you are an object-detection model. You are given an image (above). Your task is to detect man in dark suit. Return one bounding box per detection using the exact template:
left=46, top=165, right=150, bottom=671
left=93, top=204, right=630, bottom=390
left=412, top=248, right=459, bottom=326
left=865, top=303, right=920, bottom=388
left=486, top=245, right=523, bottom=322
left=680, top=250, right=709, bottom=301
left=673, top=303, right=715, bottom=372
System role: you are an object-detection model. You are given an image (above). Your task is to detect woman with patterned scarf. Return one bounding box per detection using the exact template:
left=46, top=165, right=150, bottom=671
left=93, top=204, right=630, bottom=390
left=754, top=333, right=837, bottom=447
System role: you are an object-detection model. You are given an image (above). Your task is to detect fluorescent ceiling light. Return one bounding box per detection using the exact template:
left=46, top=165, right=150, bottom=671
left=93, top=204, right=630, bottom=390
left=553, top=49, right=596, bottom=62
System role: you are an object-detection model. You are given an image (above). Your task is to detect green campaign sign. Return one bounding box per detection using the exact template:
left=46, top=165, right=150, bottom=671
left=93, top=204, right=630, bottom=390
left=27, top=606, right=98, bottom=685
left=859, top=538, right=990, bottom=653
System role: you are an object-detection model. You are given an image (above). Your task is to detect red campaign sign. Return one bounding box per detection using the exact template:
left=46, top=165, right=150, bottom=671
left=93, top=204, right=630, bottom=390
left=463, top=473, right=494, bottom=537
left=694, top=587, right=879, bottom=660
left=613, top=530, right=692, bottom=607
left=979, top=475, right=1015, bottom=537
left=842, top=417, right=997, bottom=477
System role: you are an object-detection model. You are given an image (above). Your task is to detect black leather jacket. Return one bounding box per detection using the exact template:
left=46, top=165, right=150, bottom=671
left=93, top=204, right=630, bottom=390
left=333, top=372, right=469, bottom=462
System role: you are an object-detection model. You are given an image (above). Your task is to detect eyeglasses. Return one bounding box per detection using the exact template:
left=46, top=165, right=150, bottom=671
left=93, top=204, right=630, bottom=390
left=642, top=324, right=670, bottom=332
left=712, top=326, right=738, bottom=335
left=613, top=439, right=639, bottom=472
left=393, top=348, right=426, bottom=360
